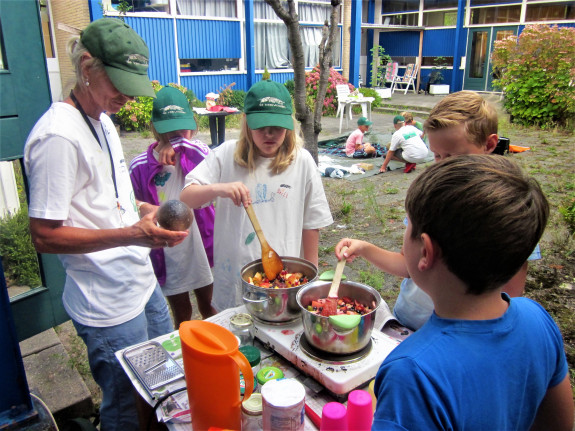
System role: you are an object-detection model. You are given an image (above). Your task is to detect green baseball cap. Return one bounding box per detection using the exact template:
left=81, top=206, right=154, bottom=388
left=393, top=115, right=405, bottom=125
left=358, top=116, right=372, bottom=126
left=244, top=79, right=293, bottom=130
left=152, top=87, right=196, bottom=134
left=81, top=18, right=155, bottom=98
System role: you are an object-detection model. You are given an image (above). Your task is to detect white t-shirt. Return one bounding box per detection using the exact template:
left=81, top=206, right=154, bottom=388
left=184, top=140, right=333, bottom=311
left=390, top=125, right=428, bottom=163
left=153, top=153, right=213, bottom=296
left=24, top=102, right=157, bottom=327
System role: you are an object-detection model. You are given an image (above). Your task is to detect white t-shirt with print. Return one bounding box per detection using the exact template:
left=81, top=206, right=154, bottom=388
left=390, top=125, right=428, bottom=163
left=184, top=140, right=333, bottom=311
left=24, top=102, right=156, bottom=327
left=153, top=153, right=213, bottom=296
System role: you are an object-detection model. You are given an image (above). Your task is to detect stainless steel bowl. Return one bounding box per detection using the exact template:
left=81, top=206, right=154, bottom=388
left=241, top=257, right=318, bottom=324
left=296, top=280, right=381, bottom=354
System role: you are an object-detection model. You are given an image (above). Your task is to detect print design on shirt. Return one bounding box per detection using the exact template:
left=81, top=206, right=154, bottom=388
left=402, top=132, right=417, bottom=140
left=252, top=183, right=275, bottom=205
left=154, top=172, right=172, bottom=187
left=276, top=183, right=291, bottom=199
left=245, top=231, right=256, bottom=245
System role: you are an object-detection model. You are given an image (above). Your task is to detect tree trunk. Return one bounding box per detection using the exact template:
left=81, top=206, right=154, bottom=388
left=265, top=0, right=342, bottom=164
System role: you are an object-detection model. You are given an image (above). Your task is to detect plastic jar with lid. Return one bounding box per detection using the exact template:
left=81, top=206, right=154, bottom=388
left=229, top=313, right=254, bottom=346
left=240, top=345, right=261, bottom=394
left=241, top=393, right=263, bottom=431
left=256, top=366, right=284, bottom=387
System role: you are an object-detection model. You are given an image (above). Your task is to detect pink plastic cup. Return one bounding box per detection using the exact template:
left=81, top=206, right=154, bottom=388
left=320, top=402, right=347, bottom=431
left=346, top=390, right=373, bottom=431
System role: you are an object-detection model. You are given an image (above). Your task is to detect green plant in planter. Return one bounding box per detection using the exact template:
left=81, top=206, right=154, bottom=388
left=429, top=56, right=448, bottom=85
left=370, top=45, right=392, bottom=87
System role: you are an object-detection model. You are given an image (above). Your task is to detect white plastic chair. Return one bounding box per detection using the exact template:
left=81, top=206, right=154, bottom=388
left=391, top=63, right=419, bottom=94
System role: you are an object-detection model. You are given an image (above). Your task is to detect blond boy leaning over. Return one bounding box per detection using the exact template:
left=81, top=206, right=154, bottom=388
left=336, top=91, right=541, bottom=331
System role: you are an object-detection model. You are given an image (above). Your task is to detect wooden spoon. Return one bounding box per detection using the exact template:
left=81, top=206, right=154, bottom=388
left=245, top=204, right=284, bottom=281
left=322, top=246, right=347, bottom=316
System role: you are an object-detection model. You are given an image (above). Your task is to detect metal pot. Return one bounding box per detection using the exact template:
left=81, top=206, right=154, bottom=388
left=296, top=280, right=381, bottom=354
left=241, top=257, right=318, bottom=324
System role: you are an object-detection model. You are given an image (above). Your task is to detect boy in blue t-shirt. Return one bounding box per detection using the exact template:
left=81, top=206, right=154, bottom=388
left=370, top=155, right=572, bottom=429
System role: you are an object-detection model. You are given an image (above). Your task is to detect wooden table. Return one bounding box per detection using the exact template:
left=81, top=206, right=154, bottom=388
left=193, top=107, right=242, bottom=147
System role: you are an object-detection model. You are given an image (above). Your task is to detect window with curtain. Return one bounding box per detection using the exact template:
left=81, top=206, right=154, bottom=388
left=176, top=0, right=237, bottom=17
left=254, top=0, right=341, bottom=70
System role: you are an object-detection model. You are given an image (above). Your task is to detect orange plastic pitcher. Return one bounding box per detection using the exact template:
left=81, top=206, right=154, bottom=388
left=180, top=320, right=254, bottom=430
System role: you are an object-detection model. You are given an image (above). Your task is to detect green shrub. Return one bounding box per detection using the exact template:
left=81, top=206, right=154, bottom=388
left=284, top=79, right=295, bottom=98
left=492, top=24, right=575, bottom=128
left=0, top=209, right=41, bottom=287
left=559, top=195, right=575, bottom=235
left=358, top=87, right=382, bottom=108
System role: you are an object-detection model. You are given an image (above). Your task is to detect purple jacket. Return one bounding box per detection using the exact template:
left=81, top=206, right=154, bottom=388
left=129, top=138, right=215, bottom=286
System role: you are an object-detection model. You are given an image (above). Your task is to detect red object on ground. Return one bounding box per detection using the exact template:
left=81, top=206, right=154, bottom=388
left=404, top=163, right=416, bottom=173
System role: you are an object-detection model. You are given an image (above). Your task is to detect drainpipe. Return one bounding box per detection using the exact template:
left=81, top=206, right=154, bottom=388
left=245, top=0, right=256, bottom=88
left=452, top=0, right=466, bottom=91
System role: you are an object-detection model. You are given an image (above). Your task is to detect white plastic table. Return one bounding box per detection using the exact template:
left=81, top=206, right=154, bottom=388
left=338, top=96, right=375, bottom=133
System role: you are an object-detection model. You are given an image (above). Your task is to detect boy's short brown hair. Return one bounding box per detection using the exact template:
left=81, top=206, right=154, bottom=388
left=405, top=155, right=548, bottom=295
left=424, top=91, right=498, bottom=148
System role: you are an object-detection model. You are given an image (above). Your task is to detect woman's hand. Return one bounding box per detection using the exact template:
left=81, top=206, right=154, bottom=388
left=131, top=212, right=188, bottom=248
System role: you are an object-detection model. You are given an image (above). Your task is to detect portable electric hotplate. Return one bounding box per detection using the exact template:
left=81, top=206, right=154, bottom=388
left=253, top=318, right=400, bottom=395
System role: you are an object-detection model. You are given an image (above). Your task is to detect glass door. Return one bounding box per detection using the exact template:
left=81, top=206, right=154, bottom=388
left=464, top=27, right=490, bottom=91
left=464, top=26, right=517, bottom=91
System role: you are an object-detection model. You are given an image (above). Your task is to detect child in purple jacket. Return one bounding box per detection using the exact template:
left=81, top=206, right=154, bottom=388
left=130, top=86, right=216, bottom=324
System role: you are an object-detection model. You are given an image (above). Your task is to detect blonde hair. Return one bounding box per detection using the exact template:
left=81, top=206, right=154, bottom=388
left=234, top=117, right=300, bottom=175
left=67, top=36, right=104, bottom=90
left=424, top=91, right=498, bottom=148
left=401, top=111, right=414, bottom=124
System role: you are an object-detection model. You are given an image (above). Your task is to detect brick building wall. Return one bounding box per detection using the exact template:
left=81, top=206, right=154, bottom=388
left=50, top=0, right=91, bottom=96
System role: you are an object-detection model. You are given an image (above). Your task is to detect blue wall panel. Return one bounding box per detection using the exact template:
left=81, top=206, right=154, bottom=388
left=125, top=17, right=178, bottom=85
left=177, top=20, right=241, bottom=59
left=379, top=31, right=420, bottom=56
left=422, top=29, right=456, bottom=56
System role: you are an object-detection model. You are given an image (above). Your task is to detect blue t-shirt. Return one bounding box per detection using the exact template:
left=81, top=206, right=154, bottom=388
left=373, top=295, right=568, bottom=430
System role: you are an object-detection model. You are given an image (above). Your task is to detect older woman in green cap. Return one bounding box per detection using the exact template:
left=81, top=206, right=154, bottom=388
left=24, top=19, right=186, bottom=430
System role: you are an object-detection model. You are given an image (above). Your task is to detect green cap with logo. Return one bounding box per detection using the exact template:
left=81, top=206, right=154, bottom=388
left=81, top=18, right=155, bottom=98
left=393, top=115, right=405, bottom=125
left=244, top=79, right=293, bottom=130
left=152, top=87, right=196, bottom=134
left=358, top=116, right=372, bottom=126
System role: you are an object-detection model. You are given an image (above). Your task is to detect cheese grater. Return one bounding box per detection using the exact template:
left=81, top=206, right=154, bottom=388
left=123, top=341, right=185, bottom=398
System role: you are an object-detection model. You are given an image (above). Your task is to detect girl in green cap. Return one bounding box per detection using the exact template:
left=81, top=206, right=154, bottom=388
left=180, top=79, right=333, bottom=312
left=130, top=86, right=217, bottom=325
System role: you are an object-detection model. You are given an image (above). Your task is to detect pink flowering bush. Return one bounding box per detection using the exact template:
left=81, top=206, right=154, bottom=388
left=305, top=66, right=353, bottom=116
left=492, top=24, right=575, bottom=128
